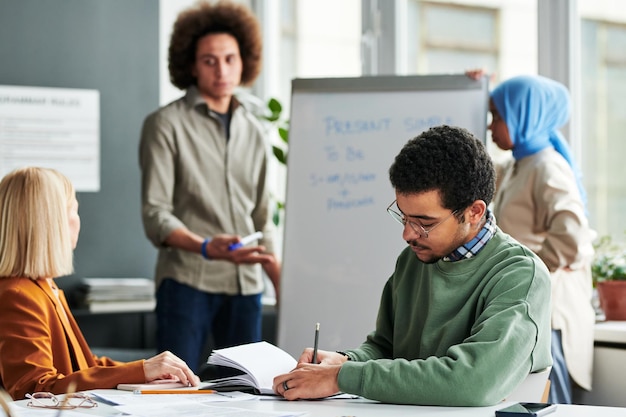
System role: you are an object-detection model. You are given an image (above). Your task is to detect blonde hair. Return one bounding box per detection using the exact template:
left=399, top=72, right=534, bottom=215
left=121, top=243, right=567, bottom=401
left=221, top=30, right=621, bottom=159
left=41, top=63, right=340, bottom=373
left=0, top=167, right=75, bottom=279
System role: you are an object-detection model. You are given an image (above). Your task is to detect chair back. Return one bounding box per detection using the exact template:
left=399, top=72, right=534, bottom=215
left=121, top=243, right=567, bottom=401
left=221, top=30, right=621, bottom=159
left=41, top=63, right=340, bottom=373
left=506, top=367, right=551, bottom=403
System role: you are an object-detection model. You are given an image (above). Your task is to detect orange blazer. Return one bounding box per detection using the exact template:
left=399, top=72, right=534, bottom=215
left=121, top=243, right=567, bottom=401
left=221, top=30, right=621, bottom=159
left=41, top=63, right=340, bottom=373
left=0, top=277, right=145, bottom=400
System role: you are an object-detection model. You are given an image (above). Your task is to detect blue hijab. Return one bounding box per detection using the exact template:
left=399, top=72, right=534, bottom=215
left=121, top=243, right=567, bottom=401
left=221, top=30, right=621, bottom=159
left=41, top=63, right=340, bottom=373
left=490, top=75, right=587, bottom=209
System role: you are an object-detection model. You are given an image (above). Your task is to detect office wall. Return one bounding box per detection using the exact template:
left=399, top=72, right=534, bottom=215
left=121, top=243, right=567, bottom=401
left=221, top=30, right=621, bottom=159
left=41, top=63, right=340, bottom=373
left=0, top=0, right=160, bottom=289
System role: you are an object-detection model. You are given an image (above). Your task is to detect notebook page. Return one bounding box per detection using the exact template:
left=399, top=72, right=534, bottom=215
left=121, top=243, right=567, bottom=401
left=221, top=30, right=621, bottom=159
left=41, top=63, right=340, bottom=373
left=208, top=341, right=297, bottom=391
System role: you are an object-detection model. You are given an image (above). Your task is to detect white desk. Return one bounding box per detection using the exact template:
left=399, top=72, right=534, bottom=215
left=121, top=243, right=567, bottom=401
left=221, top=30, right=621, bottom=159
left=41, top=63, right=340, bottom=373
left=11, top=393, right=626, bottom=417
left=594, top=321, right=626, bottom=344
left=187, top=398, right=625, bottom=416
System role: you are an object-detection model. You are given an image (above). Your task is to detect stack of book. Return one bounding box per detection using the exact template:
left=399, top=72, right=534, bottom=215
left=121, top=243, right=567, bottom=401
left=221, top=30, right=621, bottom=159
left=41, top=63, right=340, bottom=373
left=75, top=278, right=156, bottom=313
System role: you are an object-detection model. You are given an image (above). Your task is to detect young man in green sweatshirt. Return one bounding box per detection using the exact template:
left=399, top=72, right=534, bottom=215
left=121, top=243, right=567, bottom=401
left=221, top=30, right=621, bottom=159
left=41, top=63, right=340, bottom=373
left=273, top=125, right=552, bottom=406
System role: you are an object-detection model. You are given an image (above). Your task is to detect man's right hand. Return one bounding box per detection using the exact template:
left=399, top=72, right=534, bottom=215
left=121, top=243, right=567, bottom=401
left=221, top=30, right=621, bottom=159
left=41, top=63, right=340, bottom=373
left=164, top=229, right=274, bottom=265
left=206, top=234, right=275, bottom=265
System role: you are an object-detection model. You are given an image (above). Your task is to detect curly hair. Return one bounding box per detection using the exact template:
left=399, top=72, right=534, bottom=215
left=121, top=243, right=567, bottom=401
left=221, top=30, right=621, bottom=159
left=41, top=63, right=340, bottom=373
left=389, top=125, right=495, bottom=211
left=168, top=0, right=263, bottom=90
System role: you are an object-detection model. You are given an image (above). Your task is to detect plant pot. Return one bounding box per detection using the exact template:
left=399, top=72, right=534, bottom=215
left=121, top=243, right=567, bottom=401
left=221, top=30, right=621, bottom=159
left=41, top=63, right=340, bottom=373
left=597, top=281, right=626, bottom=320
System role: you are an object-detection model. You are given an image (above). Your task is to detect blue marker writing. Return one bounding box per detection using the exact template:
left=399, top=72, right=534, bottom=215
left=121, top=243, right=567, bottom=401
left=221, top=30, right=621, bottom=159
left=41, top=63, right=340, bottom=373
left=228, top=231, right=263, bottom=251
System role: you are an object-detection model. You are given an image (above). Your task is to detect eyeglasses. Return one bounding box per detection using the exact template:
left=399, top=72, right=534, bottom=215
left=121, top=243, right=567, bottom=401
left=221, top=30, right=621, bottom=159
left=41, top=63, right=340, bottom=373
left=26, top=392, right=98, bottom=410
left=387, top=200, right=458, bottom=239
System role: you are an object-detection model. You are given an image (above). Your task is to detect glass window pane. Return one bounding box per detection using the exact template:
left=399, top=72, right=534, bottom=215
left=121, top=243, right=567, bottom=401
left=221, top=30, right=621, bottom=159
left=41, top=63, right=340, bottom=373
left=606, top=25, right=626, bottom=62
left=275, top=0, right=361, bottom=112
left=424, top=4, right=496, bottom=50
left=406, top=1, right=537, bottom=79
left=581, top=17, right=626, bottom=240
left=292, top=0, right=361, bottom=78
left=425, top=50, right=497, bottom=75
left=409, top=1, right=500, bottom=74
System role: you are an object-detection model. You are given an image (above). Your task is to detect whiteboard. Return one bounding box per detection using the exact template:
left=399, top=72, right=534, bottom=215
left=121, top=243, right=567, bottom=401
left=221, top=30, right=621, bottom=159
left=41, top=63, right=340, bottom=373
left=277, top=74, right=488, bottom=358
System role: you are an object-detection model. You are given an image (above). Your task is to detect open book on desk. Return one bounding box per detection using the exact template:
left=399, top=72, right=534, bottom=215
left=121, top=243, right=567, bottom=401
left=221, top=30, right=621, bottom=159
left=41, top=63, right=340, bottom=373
left=204, top=341, right=297, bottom=395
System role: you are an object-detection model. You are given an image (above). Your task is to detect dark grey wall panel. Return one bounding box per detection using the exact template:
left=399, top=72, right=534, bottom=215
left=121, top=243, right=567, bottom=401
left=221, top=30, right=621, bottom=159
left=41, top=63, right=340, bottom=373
left=0, top=0, right=159, bottom=289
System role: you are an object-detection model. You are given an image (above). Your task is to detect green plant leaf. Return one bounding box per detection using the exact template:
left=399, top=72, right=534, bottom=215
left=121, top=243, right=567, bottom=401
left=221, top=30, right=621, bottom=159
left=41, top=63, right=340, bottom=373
left=273, top=209, right=280, bottom=226
left=263, top=114, right=280, bottom=123
left=278, top=127, right=289, bottom=143
left=268, top=98, right=282, bottom=114
left=248, top=96, right=289, bottom=226
left=272, top=146, right=287, bottom=165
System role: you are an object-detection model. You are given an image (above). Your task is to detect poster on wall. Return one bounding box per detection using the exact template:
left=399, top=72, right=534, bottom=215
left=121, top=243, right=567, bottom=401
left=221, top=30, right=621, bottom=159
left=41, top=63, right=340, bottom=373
left=0, top=85, right=100, bottom=191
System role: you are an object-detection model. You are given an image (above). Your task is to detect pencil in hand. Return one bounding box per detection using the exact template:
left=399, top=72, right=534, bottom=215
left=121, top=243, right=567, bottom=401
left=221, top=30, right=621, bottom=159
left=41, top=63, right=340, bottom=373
left=312, top=322, right=320, bottom=364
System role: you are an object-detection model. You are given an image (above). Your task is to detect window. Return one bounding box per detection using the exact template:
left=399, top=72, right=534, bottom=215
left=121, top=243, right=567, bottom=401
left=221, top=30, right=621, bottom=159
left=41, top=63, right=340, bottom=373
left=581, top=19, right=626, bottom=239
left=407, top=2, right=498, bottom=75
left=272, top=0, right=362, bottom=112
left=404, top=0, right=536, bottom=158
left=278, top=0, right=298, bottom=104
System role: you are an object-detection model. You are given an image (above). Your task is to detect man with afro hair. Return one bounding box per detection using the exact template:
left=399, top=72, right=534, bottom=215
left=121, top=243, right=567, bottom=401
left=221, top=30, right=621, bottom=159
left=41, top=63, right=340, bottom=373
left=139, top=1, right=280, bottom=372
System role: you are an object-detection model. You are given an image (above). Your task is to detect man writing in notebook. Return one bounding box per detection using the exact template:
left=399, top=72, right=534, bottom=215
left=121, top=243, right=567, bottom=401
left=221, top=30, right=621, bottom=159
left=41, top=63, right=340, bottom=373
left=273, top=125, right=552, bottom=406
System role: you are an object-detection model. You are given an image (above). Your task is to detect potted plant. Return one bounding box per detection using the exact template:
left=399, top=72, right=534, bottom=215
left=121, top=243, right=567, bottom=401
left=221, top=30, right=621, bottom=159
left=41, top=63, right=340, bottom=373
left=592, top=235, right=626, bottom=320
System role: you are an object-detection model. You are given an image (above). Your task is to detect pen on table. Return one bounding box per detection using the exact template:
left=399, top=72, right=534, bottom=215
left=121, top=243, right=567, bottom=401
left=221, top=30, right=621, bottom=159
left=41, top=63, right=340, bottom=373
left=228, top=231, right=264, bottom=251
left=134, top=389, right=217, bottom=395
left=0, top=389, right=12, bottom=417
left=312, top=322, right=320, bottom=364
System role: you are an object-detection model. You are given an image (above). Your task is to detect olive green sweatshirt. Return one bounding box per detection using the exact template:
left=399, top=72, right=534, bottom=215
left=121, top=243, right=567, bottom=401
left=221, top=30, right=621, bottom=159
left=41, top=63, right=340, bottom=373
left=337, top=228, right=552, bottom=406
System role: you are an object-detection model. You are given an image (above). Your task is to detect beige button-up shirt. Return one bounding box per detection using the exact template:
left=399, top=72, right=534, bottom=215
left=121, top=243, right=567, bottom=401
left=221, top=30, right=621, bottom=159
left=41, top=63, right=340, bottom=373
left=139, top=86, right=276, bottom=295
left=493, top=148, right=595, bottom=390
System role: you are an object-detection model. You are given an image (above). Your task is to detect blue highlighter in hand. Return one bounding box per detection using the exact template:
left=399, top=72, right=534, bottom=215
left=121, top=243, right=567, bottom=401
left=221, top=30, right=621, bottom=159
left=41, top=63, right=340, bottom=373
left=228, top=231, right=263, bottom=251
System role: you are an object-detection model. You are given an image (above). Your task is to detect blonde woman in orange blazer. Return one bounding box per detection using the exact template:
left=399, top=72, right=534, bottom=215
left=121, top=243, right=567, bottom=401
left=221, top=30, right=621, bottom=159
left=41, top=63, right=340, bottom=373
left=0, top=167, right=199, bottom=400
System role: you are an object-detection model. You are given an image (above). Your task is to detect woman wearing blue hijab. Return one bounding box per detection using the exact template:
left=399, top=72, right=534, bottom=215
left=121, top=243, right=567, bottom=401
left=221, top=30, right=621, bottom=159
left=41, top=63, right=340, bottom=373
left=489, top=75, right=596, bottom=404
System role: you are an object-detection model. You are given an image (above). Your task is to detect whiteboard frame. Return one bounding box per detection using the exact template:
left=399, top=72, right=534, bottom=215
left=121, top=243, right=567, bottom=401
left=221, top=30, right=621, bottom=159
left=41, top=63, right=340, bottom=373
left=291, top=74, right=488, bottom=101
left=277, top=74, right=489, bottom=358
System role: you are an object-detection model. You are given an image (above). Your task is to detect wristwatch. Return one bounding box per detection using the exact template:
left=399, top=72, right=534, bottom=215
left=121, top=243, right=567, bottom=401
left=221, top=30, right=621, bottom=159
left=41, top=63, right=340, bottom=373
left=336, top=351, right=352, bottom=361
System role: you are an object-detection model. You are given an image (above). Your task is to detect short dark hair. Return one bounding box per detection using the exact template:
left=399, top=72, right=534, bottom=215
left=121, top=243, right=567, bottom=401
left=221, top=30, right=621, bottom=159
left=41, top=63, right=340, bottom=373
left=168, top=0, right=262, bottom=90
left=389, top=125, right=495, bottom=211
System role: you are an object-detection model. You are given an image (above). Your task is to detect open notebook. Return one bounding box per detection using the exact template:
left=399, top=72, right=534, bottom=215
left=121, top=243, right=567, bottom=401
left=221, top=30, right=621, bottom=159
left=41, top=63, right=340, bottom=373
left=204, top=341, right=297, bottom=395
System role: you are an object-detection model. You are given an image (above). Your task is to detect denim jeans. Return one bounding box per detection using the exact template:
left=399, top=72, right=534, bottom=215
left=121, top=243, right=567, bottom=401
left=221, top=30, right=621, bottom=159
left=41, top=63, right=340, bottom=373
left=548, top=329, right=572, bottom=404
left=156, top=278, right=262, bottom=371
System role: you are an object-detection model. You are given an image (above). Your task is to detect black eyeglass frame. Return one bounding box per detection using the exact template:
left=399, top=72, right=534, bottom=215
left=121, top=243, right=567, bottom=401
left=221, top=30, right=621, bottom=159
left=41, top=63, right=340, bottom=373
left=386, top=200, right=459, bottom=239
